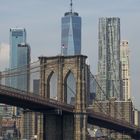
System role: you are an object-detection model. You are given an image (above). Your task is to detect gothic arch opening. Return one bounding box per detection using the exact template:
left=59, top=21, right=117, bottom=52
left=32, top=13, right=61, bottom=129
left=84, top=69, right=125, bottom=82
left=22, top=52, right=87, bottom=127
left=47, top=71, right=58, bottom=100
left=64, top=71, right=76, bottom=105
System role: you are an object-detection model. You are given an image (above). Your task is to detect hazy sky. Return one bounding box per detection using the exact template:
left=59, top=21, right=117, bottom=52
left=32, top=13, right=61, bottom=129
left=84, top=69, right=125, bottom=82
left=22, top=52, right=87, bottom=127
left=0, top=0, right=140, bottom=109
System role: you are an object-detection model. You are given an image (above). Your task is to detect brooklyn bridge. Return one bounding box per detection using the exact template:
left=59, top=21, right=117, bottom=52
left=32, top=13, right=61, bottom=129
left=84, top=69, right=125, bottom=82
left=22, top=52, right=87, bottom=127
left=0, top=55, right=139, bottom=140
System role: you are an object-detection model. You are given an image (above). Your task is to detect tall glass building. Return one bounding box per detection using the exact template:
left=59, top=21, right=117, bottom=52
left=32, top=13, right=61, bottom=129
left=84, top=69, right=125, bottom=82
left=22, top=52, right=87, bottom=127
left=9, top=28, right=30, bottom=91
left=9, top=28, right=31, bottom=139
left=97, top=17, right=122, bottom=100
left=61, top=3, right=81, bottom=55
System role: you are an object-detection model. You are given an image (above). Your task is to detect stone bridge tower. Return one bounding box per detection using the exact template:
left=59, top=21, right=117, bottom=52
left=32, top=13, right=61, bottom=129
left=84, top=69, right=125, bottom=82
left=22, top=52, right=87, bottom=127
left=38, top=55, right=89, bottom=140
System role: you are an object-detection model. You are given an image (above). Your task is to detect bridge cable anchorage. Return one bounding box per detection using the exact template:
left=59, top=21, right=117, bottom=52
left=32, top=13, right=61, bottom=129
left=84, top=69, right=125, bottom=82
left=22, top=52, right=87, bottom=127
left=89, top=71, right=123, bottom=119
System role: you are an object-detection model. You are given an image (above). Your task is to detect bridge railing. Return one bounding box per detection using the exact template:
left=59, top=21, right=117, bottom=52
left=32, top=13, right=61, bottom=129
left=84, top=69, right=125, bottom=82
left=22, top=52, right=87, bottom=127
left=87, top=108, right=140, bottom=130
left=0, top=84, right=74, bottom=111
left=88, top=72, right=140, bottom=131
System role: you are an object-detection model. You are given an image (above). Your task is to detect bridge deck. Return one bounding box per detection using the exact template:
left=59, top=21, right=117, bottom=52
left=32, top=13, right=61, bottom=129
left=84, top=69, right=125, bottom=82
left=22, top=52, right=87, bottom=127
left=0, top=85, right=140, bottom=138
left=0, top=85, right=74, bottom=113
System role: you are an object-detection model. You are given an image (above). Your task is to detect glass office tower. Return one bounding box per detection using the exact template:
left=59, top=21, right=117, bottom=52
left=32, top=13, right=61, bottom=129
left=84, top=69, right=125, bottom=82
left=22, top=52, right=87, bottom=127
left=9, top=28, right=30, bottom=91
left=61, top=7, right=81, bottom=55
left=98, top=17, right=121, bottom=100
left=10, top=28, right=32, bottom=139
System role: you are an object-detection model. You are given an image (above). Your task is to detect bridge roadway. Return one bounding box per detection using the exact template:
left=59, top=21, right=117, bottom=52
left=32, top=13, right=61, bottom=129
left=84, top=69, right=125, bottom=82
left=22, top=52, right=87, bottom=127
left=0, top=85, right=140, bottom=139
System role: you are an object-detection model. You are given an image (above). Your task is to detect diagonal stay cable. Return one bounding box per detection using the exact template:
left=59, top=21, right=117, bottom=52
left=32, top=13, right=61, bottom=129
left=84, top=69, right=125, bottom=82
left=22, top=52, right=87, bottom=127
left=89, top=71, right=122, bottom=119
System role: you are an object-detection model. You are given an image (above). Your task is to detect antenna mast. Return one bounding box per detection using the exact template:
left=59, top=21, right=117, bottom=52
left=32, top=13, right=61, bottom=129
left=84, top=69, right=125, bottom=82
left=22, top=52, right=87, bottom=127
left=70, top=0, right=73, bottom=13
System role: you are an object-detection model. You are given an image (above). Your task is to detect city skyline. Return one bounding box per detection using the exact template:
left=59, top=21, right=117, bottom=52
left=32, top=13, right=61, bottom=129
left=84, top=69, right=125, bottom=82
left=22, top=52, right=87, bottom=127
left=0, top=0, right=139, bottom=109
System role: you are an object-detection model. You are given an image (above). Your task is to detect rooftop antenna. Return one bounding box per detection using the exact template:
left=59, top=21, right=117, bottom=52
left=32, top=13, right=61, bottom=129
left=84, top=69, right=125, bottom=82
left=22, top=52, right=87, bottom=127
left=70, top=0, right=73, bottom=13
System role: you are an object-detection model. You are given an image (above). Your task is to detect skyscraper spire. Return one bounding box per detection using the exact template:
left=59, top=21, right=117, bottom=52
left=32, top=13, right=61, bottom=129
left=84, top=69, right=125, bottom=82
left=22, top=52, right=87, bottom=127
left=70, top=0, right=73, bottom=13
left=61, top=0, right=81, bottom=56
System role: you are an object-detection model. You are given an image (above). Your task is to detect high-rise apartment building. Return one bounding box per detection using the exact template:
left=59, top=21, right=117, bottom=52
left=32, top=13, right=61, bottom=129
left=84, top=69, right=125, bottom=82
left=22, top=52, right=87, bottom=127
left=98, top=17, right=121, bottom=100
left=61, top=0, right=81, bottom=55
left=120, top=41, right=131, bottom=100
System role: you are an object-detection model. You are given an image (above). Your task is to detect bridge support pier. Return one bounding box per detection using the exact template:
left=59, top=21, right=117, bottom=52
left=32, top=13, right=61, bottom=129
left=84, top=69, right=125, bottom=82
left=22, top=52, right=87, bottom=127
left=45, top=114, right=62, bottom=140
left=37, top=113, right=44, bottom=140
left=44, top=114, right=74, bottom=140
left=37, top=113, right=62, bottom=140
left=74, top=114, right=87, bottom=140
left=37, top=113, right=75, bottom=140
left=38, top=55, right=88, bottom=140
left=63, top=114, right=74, bottom=140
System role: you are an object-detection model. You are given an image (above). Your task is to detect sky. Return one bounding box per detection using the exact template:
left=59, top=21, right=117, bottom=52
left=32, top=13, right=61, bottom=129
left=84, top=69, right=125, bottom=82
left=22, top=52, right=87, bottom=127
left=0, top=0, right=140, bottom=109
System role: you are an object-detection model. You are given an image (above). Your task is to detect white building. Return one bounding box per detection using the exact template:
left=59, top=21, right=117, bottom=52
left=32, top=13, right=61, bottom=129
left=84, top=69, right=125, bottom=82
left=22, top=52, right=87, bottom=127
left=120, top=40, right=131, bottom=101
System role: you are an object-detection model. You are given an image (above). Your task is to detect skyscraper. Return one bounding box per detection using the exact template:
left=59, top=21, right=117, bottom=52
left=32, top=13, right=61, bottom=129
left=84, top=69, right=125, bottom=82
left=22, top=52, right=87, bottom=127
left=120, top=40, right=131, bottom=101
left=9, top=28, right=30, bottom=91
left=98, top=17, right=121, bottom=100
left=9, top=28, right=32, bottom=139
left=61, top=0, right=81, bottom=55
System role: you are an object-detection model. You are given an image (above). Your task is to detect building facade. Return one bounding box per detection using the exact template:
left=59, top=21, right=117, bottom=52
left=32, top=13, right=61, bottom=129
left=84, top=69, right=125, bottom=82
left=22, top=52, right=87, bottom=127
left=9, top=28, right=32, bottom=139
left=9, top=28, right=30, bottom=116
left=10, top=28, right=29, bottom=90
left=120, top=40, right=131, bottom=101
left=133, top=108, right=140, bottom=127
left=98, top=17, right=122, bottom=100
left=61, top=2, right=81, bottom=55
